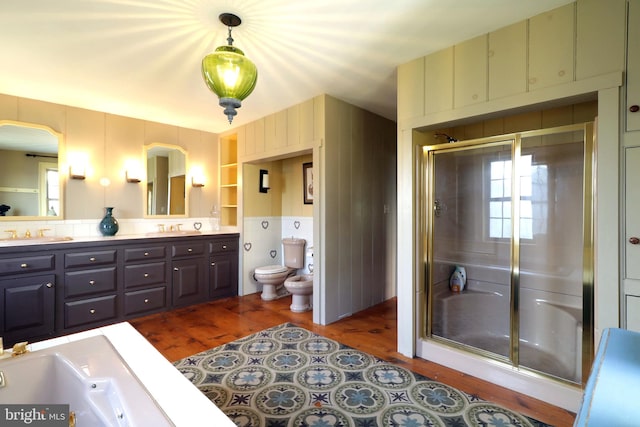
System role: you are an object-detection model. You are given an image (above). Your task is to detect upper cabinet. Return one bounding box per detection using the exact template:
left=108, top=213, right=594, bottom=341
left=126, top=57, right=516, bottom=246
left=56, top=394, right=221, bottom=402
left=627, top=0, right=640, bottom=131
left=454, top=35, right=488, bottom=108
left=528, top=3, right=575, bottom=91
left=398, top=0, right=627, bottom=125
left=489, top=21, right=527, bottom=100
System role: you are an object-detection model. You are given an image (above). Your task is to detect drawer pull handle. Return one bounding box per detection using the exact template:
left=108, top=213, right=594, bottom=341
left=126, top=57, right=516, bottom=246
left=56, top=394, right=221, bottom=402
left=187, top=248, right=193, bottom=252
left=89, top=257, right=96, bottom=262
left=222, top=245, right=227, bottom=249
left=144, top=252, right=149, bottom=256
left=90, top=309, right=96, bottom=314
left=144, top=298, right=149, bottom=303
left=46, top=283, right=53, bottom=288
left=20, top=263, right=28, bottom=268
left=211, top=262, right=216, bottom=266
left=89, top=280, right=95, bottom=285
left=174, top=267, right=179, bottom=271
left=144, top=273, right=149, bottom=278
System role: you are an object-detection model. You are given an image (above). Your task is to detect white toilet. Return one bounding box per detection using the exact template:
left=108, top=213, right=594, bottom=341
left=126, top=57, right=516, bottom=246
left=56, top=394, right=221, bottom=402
left=284, top=246, right=313, bottom=312
left=254, top=238, right=306, bottom=301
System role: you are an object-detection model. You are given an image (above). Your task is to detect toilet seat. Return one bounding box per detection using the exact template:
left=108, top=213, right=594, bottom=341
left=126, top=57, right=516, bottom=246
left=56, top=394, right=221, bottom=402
left=255, top=265, right=288, bottom=275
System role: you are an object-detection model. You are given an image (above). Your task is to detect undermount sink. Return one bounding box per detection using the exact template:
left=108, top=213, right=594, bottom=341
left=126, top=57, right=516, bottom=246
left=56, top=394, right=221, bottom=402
left=0, top=236, right=73, bottom=246
left=145, top=230, right=202, bottom=237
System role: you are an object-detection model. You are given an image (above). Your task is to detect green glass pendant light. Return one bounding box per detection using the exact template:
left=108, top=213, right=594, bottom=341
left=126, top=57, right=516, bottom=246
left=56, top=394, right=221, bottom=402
left=202, top=13, right=258, bottom=124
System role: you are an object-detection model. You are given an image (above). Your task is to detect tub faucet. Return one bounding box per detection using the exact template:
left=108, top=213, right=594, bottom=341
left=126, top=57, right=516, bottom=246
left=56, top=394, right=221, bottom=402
left=11, top=341, right=28, bottom=357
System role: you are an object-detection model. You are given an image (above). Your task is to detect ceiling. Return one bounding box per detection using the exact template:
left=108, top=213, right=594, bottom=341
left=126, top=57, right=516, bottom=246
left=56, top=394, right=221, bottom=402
left=0, top=0, right=573, bottom=134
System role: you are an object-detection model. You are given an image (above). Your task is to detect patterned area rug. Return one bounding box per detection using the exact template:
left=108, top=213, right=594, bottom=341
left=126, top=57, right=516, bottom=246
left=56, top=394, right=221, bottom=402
left=173, top=323, right=552, bottom=427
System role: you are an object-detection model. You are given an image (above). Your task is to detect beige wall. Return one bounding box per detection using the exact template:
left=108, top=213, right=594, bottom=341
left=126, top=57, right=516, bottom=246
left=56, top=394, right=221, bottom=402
left=243, top=154, right=313, bottom=218
left=0, top=93, right=218, bottom=221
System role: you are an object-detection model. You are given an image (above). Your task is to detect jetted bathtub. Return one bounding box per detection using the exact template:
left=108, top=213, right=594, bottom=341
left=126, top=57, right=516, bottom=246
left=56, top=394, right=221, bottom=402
left=0, top=335, right=172, bottom=426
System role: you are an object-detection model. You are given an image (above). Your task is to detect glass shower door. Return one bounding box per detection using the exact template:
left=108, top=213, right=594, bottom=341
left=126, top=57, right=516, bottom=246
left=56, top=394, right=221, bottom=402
left=426, top=124, right=592, bottom=385
left=517, top=128, right=589, bottom=384
left=430, top=141, right=514, bottom=358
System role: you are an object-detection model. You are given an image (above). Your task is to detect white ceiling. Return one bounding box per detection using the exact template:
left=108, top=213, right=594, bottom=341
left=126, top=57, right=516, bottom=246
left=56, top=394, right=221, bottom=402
left=0, top=0, right=573, bottom=134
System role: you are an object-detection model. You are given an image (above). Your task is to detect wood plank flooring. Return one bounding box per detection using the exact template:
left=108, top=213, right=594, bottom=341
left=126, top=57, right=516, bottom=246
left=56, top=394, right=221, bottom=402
left=130, top=294, right=577, bottom=427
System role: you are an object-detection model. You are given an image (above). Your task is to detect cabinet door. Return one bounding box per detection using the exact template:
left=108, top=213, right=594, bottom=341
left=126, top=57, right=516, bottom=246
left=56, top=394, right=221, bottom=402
left=424, top=47, right=453, bottom=115
left=209, top=253, right=238, bottom=299
left=626, top=147, right=640, bottom=280
left=626, top=146, right=640, bottom=329
left=454, top=35, right=488, bottom=108
left=172, top=258, right=206, bottom=307
left=0, top=275, right=55, bottom=346
left=627, top=0, right=640, bottom=131
left=528, top=3, right=574, bottom=90
left=489, top=21, right=527, bottom=100
left=397, top=57, right=424, bottom=120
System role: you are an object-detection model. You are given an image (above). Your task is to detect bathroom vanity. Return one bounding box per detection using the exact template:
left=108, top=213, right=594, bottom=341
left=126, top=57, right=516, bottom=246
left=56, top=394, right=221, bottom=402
left=0, top=233, right=239, bottom=347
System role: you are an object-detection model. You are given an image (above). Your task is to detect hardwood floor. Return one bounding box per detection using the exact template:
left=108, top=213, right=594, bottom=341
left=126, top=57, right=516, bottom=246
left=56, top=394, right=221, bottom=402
left=130, top=294, right=577, bottom=427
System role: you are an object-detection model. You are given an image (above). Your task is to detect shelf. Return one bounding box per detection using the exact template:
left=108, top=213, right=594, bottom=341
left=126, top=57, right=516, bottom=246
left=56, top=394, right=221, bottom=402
left=220, top=163, right=237, bottom=168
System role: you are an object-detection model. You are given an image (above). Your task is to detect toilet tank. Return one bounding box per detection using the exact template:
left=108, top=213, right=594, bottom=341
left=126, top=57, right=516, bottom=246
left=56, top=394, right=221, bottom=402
left=282, top=238, right=306, bottom=268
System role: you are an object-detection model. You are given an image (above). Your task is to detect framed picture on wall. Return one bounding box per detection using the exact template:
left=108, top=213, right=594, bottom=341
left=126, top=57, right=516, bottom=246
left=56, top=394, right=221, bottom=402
left=303, top=162, right=313, bottom=204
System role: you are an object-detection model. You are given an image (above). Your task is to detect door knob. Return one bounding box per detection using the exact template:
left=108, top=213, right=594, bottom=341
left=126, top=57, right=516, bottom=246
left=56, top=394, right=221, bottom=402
left=630, top=237, right=640, bottom=245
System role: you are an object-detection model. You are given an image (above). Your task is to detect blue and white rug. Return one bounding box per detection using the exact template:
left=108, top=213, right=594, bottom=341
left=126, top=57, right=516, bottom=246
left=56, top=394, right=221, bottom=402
left=173, top=323, right=552, bottom=427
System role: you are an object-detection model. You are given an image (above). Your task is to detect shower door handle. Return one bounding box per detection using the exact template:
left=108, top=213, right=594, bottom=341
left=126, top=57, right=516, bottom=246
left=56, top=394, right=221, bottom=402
left=630, top=237, right=640, bottom=245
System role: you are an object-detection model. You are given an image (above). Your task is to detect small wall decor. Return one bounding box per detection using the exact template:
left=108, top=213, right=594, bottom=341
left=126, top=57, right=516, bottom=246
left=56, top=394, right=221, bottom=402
left=303, top=162, right=313, bottom=204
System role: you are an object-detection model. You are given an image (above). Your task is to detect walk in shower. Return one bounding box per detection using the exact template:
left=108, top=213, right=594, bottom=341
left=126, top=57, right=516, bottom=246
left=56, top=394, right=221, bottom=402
left=422, top=123, right=593, bottom=385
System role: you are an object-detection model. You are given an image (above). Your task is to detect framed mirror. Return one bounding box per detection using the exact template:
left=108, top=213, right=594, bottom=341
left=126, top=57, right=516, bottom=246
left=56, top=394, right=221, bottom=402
left=0, top=120, right=63, bottom=220
left=144, top=143, right=188, bottom=217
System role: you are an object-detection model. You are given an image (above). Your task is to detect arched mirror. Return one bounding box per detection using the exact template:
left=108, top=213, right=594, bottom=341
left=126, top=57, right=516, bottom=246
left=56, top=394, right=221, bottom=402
left=144, top=143, right=188, bottom=217
left=0, top=120, right=63, bottom=219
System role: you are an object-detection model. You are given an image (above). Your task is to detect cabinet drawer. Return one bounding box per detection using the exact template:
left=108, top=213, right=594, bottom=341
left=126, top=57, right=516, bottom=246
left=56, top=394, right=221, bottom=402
left=64, top=267, right=116, bottom=298
left=0, top=255, right=55, bottom=275
left=210, top=239, right=238, bottom=253
left=124, top=262, right=166, bottom=289
left=65, top=250, right=116, bottom=268
left=64, top=295, right=117, bottom=328
left=171, top=243, right=205, bottom=258
left=124, top=246, right=166, bottom=262
left=124, top=287, right=166, bottom=315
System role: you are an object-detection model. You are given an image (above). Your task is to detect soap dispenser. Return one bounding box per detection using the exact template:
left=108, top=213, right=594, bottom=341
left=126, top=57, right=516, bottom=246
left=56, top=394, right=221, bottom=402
left=449, top=265, right=467, bottom=292
left=210, top=205, right=220, bottom=231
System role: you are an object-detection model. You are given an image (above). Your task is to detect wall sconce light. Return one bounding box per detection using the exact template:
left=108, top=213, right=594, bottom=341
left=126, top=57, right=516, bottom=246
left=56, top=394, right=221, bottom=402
left=126, top=171, right=141, bottom=183
left=69, top=165, right=86, bottom=180
left=192, top=177, right=205, bottom=188
left=259, top=169, right=270, bottom=193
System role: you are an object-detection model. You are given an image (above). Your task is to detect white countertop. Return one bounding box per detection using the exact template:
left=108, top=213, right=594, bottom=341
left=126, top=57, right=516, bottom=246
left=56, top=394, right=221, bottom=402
left=20, top=322, right=235, bottom=426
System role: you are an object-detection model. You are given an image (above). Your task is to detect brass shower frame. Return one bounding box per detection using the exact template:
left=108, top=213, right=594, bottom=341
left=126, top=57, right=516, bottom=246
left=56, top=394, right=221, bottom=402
left=417, top=122, right=594, bottom=387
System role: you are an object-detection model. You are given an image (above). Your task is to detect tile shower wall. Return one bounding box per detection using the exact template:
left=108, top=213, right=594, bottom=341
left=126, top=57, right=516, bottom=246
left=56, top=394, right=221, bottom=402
left=243, top=216, right=313, bottom=295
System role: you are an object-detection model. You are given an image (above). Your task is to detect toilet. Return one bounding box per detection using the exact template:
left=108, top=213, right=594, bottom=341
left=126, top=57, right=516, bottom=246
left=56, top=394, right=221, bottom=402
left=254, top=238, right=306, bottom=301
left=284, top=246, right=313, bottom=312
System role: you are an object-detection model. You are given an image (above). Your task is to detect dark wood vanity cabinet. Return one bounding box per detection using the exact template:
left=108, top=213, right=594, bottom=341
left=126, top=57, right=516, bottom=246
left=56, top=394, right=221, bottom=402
left=62, top=248, right=118, bottom=331
left=0, top=233, right=239, bottom=347
left=209, top=238, right=238, bottom=299
left=123, top=245, right=167, bottom=317
left=0, top=275, right=56, bottom=346
left=171, top=242, right=207, bottom=307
